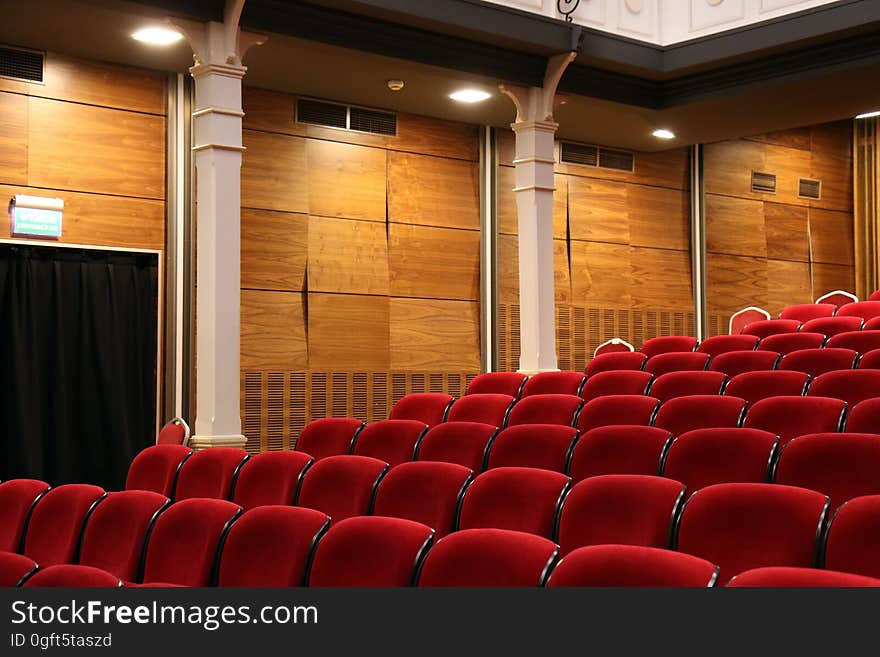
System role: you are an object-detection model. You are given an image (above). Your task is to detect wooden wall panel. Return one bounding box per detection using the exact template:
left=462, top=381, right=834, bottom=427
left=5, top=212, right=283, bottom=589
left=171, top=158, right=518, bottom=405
left=306, top=140, right=387, bottom=221
left=308, top=216, right=389, bottom=295
left=242, top=131, right=308, bottom=213
left=241, top=209, right=308, bottom=291
left=810, top=149, right=853, bottom=212
left=0, top=183, right=164, bottom=251
left=748, top=127, right=812, bottom=151
left=765, top=203, right=809, bottom=262
left=628, top=184, right=689, bottom=251
left=704, top=139, right=765, bottom=199
left=812, top=264, right=855, bottom=298
left=568, top=177, right=630, bottom=244
left=498, top=167, right=567, bottom=238
left=390, top=298, right=480, bottom=370
left=764, top=144, right=810, bottom=206
left=499, top=235, right=571, bottom=304
left=707, top=254, right=769, bottom=314
left=810, top=209, right=854, bottom=265
left=389, top=224, right=479, bottom=301
left=705, top=194, right=766, bottom=257
left=767, top=260, right=812, bottom=314
left=0, top=93, right=28, bottom=185
left=307, top=293, right=391, bottom=371
left=570, top=241, right=633, bottom=308
left=388, top=152, right=479, bottom=230
left=241, top=290, right=307, bottom=370
left=27, top=97, right=165, bottom=199
left=631, top=247, right=693, bottom=310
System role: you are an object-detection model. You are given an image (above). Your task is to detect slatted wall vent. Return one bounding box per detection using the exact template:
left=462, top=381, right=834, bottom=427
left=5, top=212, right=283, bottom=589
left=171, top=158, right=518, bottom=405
left=296, top=98, right=397, bottom=136
left=798, top=178, right=822, bottom=200
left=560, top=142, right=634, bottom=172
left=751, top=171, right=777, bottom=194
left=0, top=46, right=43, bottom=83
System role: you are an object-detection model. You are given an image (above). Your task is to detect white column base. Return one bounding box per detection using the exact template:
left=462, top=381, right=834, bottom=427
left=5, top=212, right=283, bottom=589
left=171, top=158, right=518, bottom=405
left=189, top=434, right=247, bottom=451
left=517, top=368, right=562, bottom=376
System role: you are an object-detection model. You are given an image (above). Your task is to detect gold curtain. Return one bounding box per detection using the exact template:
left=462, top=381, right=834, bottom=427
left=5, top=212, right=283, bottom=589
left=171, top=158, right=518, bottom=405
left=854, top=117, right=880, bottom=298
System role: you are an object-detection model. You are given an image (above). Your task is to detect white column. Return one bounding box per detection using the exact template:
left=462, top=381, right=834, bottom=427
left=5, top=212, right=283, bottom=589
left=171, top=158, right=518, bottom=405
left=171, top=3, right=265, bottom=449
left=500, top=52, right=576, bottom=375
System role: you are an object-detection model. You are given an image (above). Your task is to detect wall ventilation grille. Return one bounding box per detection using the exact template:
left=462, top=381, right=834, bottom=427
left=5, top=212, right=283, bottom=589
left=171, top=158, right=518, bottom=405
left=560, top=141, right=635, bottom=172
left=296, top=98, right=397, bottom=136
left=798, top=178, right=822, bottom=200
left=751, top=171, right=777, bottom=194
left=0, top=46, right=43, bottom=83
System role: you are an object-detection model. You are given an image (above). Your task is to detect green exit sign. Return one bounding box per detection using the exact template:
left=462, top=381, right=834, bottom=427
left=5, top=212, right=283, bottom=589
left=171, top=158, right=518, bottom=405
left=10, top=195, right=63, bottom=239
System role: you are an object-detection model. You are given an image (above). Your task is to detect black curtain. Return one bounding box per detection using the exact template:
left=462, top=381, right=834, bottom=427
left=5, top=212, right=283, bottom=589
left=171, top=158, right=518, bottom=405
left=0, top=244, right=158, bottom=489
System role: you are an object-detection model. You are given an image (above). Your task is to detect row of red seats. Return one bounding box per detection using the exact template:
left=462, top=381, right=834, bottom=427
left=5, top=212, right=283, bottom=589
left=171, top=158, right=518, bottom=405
left=3, top=475, right=880, bottom=587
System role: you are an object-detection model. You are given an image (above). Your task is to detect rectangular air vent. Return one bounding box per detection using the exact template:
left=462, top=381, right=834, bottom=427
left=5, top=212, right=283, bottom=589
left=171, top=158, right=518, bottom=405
left=0, top=46, right=43, bottom=83
left=296, top=98, right=397, bottom=136
left=751, top=171, right=777, bottom=194
left=798, top=178, right=822, bottom=200
left=598, top=148, right=635, bottom=173
left=561, top=142, right=598, bottom=166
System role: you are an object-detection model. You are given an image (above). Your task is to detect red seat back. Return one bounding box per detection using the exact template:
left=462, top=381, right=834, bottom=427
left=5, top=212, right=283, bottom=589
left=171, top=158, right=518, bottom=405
left=295, top=418, right=365, bottom=460
left=846, top=398, right=880, bottom=433
left=174, top=448, right=248, bottom=501
left=23, top=484, right=105, bottom=567
left=296, top=455, right=388, bottom=525
left=808, top=369, right=880, bottom=406
left=444, top=393, right=514, bottom=426
left=390, top=393, right=453, bottom=427
left=744, top=396, right=847, bottom=448
left=801, top=316, right=864, bottom=337
left=575, top=395, right=660, bottom=432
left=728, top=566, right=880, bottom=587
left=125, top=445, right=192, bottom=497
left=724, top=370, right=809, bottom=405
left=837, top=300, right=880, bottom=321
left=778, top=303, right=836, bottom=322
left=779, top=348, right=858, bottom=377
left=644, top=352, right=710, bottom=376
left=0, top=553, right=38, bottom=587
left=351, top=419, right=429, bottom=467
left=568, top=426, right=672, bottom=482
left=231, top=451, right=314, bottom=510
left=486, top=425, right=579, bottom=474
left=826, top=330, right=880, bottom=354
left=741, top=319, right=801, bottom=338
left=759, top=332, right=826, bottom=355
left=415, top=422, right=499, bottom=471
left=653, top=395, right=747, bottom=436
left=648, top=371, right=727, bottom=403
left=0, top=479, right=50, bottom=552
left=824, top=495, right=880, bottom=579
left=466, top=372, right=528, bottom=398
left=24, top=564, right=121, bottom=588
left=520, top=371, right=587, bottom=397
left=579, top=370, right=653, bottom=401
left=506, top=394, right=583, bottom=427
left=709, top=350, right=780, bottom=377
left=696, top=335, right=759, bottom=357
left=585, top=351, right=647, bottom=376
left=640, top=336, right=698, bottom=358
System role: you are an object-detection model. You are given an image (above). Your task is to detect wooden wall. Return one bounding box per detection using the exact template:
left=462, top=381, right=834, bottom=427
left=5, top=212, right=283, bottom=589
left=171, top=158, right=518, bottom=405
left=239, top=88, right=481, bottom=451
left=497, top=132, right=694, bottom=371
left=704, top=121, right=854, bottom=334
left=0, top=53, right=166, bottom=251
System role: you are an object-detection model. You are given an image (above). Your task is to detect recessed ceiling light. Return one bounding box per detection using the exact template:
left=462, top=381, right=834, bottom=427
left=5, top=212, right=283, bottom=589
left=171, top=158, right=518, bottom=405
left=652, top=128, right=675, bottom=139
left=132, top=27, right=183, bottom=46
left=856, top=110, right=880, bottom=119
left=450, top=89, right=491, bottom=103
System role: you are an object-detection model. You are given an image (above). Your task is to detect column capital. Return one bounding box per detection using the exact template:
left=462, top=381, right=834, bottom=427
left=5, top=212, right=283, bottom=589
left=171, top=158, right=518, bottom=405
left=499, top=51, right=576, bottom=124
left=168, top=0, right=266, bottom=70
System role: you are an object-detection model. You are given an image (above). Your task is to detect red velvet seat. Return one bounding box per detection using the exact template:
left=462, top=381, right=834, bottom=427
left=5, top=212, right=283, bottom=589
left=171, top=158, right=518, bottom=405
left=295, top=418, right=365, bottom=460
left=759, top=332, right=826, bottom=355
left=696, top=334, right=759, bottom=357
left=217, top=506, right=329, bottom=587
left=78, top=490, right=169, bottom=582
left=741, top=319, right=801, bottom=338
left=466, top=372, right=528, bottom=398
left=174, top=447, right=248, bottom=501
left=661, top=428, right=777, bottom=493
left=444, top=393, right=515, bottom=426
left=801, top=316, right=864, bottom=337
left=778, top=303, right=836, bottom=323
left=568, top=425, right=673, bottom=482
left=867, top=317, right=880, bottom=330
left=779, top=348, right=858, bottom=377
left=231, top=451, right=314, bottom=510
left=859, top=349, right=880, bottom=369
left=824, top=495, right=880, bottom=579
left=417, top=528, right=558, bottom=587
left=709, top=350, right=780, bottom=377
left=845, top=398, right=880, bottom=433
left=744, top=396, right=847, bottom=448
left=296, top=455, right=388, bottom=525
left=547, top=545, right=718, bottom=587
left=585, top=351, right=647, bottom=376
left=486, top=425, right=579, bottom=474
left=0, top=552, right=38, bottom=587
left=520, top=371, right=587, bottom=397
left=415, top=422, right=499, bottom=471
left=724, top=370, right=810, bottom=405
left=594, top=337, right=634, bottom=357
left=23, top=564, right=121, bottom=587
left=125, top=445, right=191, bottom=498
left=372, top=461, right=473, bottom=538
left=644, top=352, right=710, bottom=377
left=815, top=290, right=858, bottom=308
left=156, top=417, right=190, bottom=446
left=826, top=330, right=880, bottom=354
left=506, top=394, right=583, bottom=427
left=140, top=498, right=242, bottom=586
left=648, top=371, right=727, bottom=403
left=0, top=479, right=50, bottom=553
left=728, top=566, right=880, bottom=587
left=872, top=290, right=880, bottom=302
left=389, top=393, right=454, bottom=427
left=308, top=516, right=434, bottom=587
left=579, top=370, right=653, bottom=402
left=575, top=395, right=660, bottom=433
left=837, top=300, right=880, bottom=322
left=351, top=419, right=429, bottom=467
left=458, top=467, right=570, bottom=539
left=640, top=336, right=698, bottom=358
left=774, top=433, right=880, bottom=509
left=729, top=307, right=771, bottom=335
left=557, top=475, right=685, bottom=556
left=808, top=369, right=880, bottom=406
left=22, top=484, right=105, bottom=567
left=653, top=395, right=747, bottom=437
left=676, top=483, right=829, bottom=584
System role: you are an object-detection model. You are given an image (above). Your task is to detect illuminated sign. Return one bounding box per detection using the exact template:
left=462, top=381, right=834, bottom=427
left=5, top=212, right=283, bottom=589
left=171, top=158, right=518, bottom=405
left=9, top=195, right=63, bottom=239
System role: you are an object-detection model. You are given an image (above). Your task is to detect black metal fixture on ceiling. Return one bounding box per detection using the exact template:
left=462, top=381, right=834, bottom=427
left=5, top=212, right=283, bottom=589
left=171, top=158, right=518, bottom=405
left=557, top=0, right=580, bottom=23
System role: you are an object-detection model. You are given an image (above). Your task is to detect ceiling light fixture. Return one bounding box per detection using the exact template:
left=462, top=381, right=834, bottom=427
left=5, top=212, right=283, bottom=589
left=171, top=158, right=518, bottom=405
left=856, top=110, right=880, bottom=119
left=450, top=89, right=491, bottom=103
left=132, top=27, right=183, bottom=46
left=652, top=128, right=675, bottom=139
